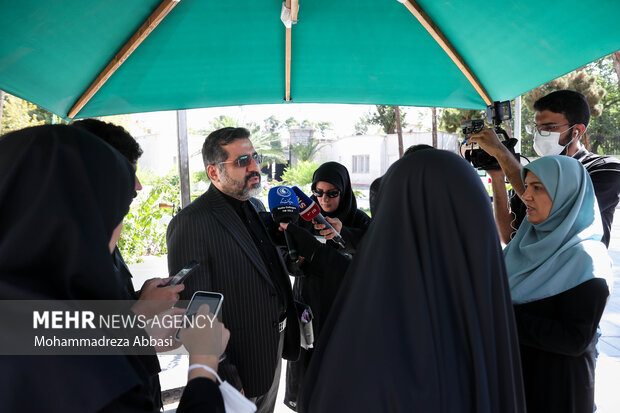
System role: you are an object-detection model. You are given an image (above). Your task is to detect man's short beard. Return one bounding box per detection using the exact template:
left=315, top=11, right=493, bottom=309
left=245, top=180, right=262, bottom=198
left=220, top=169, right=262, bottom=200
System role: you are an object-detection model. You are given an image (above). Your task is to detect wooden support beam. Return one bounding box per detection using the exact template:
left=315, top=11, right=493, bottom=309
left=286, top=28, right=292, bottom=101
left=401, top=0, right=492, bottom=106
left=284, top=0, right=293, bottom=101
left=68, top=0, right=180, bottom=118
left=291, top=0, right=299, bottom=22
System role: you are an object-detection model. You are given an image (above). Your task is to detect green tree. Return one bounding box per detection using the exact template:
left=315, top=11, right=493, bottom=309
left=284, top=117, right=300, bottom=128
left=280, top=160, right=320, bottom=186
left=354, top=119, right=368, bottom=135
left=0, top=90, right=5, bottom=128
left=301, top=120, right=332, bottom=138
left=193, top=115, right=287, bottom=165
left=118, top=172, right=180, bottom=263
left=0, top=93, right=45, bottom=134
left=360, top=105, right=407, bottom=134
left=439, top=108, right=484, bottom=133
left=291, top=138, right=324, bottom=162
left=583, top=55, right=620, bottom=154
left=523, top=70, right=606, bottom=116
left=521, top=63, right=611, bottom=156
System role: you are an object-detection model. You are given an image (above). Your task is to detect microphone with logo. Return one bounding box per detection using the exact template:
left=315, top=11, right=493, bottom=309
left=291, top=186, right=346, bottom=249
left=268, top=186, right=300, bottom=260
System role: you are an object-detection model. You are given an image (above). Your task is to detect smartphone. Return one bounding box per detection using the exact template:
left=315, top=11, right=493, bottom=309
left=165, top=260, right=200, bottom=287
left=174, top=290, right=224, bottom=342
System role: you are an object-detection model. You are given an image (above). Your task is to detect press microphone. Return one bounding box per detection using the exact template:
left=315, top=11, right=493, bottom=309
left=268, top=186, right=300, bottom=260
left=291, top=186, right=346, bottom=248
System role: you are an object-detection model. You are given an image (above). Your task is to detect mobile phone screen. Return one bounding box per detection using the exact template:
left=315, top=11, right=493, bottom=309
left=174, top=291, right=223, bottom=341
left=167, top=261, right=200, bottom=286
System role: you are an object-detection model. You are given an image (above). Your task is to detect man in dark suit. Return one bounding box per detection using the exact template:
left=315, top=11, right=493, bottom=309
left=167, top=127, right=300, bottom=413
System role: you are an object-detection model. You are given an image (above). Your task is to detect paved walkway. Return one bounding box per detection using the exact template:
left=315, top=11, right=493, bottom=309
left=131, top=213, right=620, bottom=412
left=596, top=218, right=620, bottom=413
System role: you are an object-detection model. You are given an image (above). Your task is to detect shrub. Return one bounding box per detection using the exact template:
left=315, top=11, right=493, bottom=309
left=118, top=172, right=180, bottom=263
left=280, top=161, right=320, bottom=187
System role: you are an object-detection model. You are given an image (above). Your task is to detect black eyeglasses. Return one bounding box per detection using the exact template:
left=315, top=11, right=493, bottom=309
left=312, top=189, right=340, bottom=198
left=217, top=152, right=263, bottom=168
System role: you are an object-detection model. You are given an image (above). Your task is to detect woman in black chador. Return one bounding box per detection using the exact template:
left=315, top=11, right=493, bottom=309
left=284, top=161, right=371, bottom=410
left=504, top=155, right=611, bottom=413
left=299, top=149, right=526, bottom=413
left=0, top=125, right=227, bottom=412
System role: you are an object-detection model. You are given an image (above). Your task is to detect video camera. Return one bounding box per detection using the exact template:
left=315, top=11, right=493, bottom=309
left=461, top=101, right=519, bottom=170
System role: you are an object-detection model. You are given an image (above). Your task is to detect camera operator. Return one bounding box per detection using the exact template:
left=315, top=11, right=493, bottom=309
left=468, top=90, right=620, bottom=248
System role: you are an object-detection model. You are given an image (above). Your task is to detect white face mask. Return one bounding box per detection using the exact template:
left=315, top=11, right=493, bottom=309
left=187, top=364, right=257, bottom=412
left=532, top=126, right=577, bottom=157
left=219, top=380, right=257, bottom=413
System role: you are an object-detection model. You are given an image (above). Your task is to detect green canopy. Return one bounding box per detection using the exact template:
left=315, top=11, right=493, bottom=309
left=1, top=0, right=619, bottom=119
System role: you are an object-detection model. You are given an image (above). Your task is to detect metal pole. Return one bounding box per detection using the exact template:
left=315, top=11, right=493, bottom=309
left=176, top=110, right=191, bottom=208
left=394, top=106, right=404, bottom=158
left=431, top=107, right=438, bottom=148
left=514, top=96, right=522, bottom=154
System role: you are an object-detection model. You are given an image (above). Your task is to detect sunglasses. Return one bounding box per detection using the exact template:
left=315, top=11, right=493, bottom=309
left=218, top=152, right=263, bottom=168
left=312, top=189, right=340, bottom=198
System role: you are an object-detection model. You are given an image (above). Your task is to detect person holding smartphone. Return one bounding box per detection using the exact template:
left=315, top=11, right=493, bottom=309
left=73, top=118, right=186, bottom=410
left=0, top=125, right=233, bottom=412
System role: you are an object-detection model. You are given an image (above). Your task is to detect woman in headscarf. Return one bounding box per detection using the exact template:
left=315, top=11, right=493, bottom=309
left=503, top=155, right=611, bottom=413
left=284, top=162, right=371, bottom=410
left=299, top=148, right=526, bottom=413
left=308, top=161, right=371, bottom=253
left=0, top=125, right=227, bottom=412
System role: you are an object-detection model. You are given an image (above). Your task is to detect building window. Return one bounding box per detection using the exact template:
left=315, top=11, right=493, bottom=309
left=352, top=155, right=369, bottom=173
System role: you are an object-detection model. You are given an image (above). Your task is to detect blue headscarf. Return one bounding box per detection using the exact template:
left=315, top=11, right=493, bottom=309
left=503, top=155, right=612, bottom=304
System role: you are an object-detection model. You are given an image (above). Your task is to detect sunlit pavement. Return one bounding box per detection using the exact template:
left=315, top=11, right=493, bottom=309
left=132, top=209, right=620, bottom=412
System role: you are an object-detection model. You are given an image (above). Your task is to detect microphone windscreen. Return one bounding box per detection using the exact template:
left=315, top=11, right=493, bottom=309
left=292, top=186, right=321, bottom=221
left=268, top=186, right=300, bottom=224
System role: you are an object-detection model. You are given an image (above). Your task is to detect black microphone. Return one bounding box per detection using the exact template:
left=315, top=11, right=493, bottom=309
left=268, top=186, right=300, bottom=260
left=291, top=186, right=346, bottom=248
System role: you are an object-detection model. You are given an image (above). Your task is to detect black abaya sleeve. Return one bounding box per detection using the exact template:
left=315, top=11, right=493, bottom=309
left=331, top=209, right=371, bottom=254
left=177, top=378, right=225, bottom=413
left=100, top=377, right=225, bottom=412
left=513, top=278, right=609, bottom=356
left=286, top=223, right=351, bottom=280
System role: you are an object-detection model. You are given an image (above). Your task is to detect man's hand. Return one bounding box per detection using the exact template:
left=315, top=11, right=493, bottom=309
left=468, top=128, right=504, bottom=157
left=469, top=128, right=525, bottom=196
left=182, top=304, right=231, bottom=382
left=279, top=222, right=306, bottom=263
left=181, top=304, right=230, bottom=361
left=313, top=217, right=342, bottom=240
left=487, top=168, right=506, bottom=181
left=133, top=278, right=184, bottom=319
left=144, top=307, right=185, bottom=352
left=487, top=168, right=514, bottom=245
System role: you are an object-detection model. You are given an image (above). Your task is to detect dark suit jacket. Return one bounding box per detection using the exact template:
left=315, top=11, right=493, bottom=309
left=166, top=185, right=300, bottom=397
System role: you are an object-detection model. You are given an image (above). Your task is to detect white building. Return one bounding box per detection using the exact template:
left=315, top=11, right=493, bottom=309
left=134, top=127, right=460, bottom=189
left=314, top=131, right=460, bottom=186
left=135, top=133, right=206, bottom=175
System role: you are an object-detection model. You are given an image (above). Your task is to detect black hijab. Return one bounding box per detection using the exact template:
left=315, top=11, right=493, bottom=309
left=311, top=162, right=358, bottom=225
left=0, top=125, right=141, bottom=411
left=300, top=149, right=525, bottom=413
